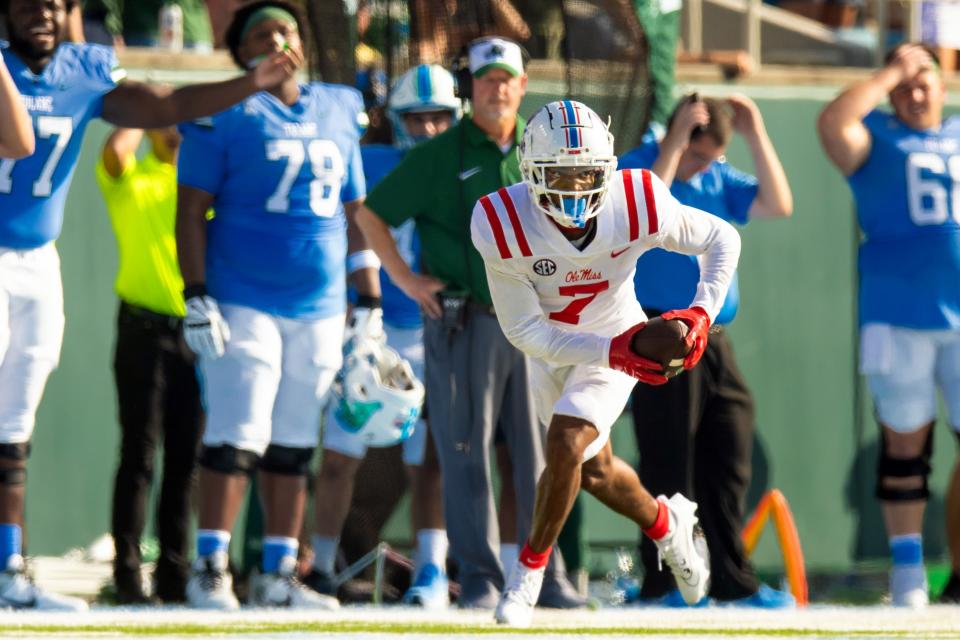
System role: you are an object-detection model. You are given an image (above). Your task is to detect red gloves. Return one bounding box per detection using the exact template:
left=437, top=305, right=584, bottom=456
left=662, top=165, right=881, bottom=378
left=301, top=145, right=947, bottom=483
left=661, top=306, right=711, bottom=369
left=608, top=323, right=668, bottom=385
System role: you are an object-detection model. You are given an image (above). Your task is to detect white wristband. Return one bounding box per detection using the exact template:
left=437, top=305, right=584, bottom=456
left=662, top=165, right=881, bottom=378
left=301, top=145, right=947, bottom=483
left=347, top=250, right=381, bottom=275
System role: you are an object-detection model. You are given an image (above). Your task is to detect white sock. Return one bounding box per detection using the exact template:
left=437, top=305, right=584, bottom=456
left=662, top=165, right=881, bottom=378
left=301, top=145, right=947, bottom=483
left=415, top=528, right=448, bottom=573
left=500, top=542, right=519, bottom=572
left=311, top=535, right=339, bottom=575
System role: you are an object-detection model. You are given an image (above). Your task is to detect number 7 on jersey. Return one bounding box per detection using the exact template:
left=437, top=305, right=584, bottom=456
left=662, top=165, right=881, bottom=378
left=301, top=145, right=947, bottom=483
left=548, top=281, right=609, bottom=325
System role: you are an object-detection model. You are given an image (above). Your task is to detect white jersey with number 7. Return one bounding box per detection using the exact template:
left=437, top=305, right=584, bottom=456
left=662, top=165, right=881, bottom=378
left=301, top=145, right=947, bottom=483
left=470, top=167, right=741, bottom=369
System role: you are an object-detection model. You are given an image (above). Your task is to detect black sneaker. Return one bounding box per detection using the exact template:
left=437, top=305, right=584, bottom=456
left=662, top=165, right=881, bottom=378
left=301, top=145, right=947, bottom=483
left=939, top=572, right=960, bottom=603
left=114, top=577, right=154, bottom=605
left=113, top=571, right=152, bottom=605
left=302, top=569, right=337, bottom=596
left=153, top=558, right=188, bottom=603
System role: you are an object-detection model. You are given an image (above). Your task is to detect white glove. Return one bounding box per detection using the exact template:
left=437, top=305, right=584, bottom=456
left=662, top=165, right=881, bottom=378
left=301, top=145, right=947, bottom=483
left=345, top=306, right=385, bottom=345
left=184, top=295, right=231, bottom=359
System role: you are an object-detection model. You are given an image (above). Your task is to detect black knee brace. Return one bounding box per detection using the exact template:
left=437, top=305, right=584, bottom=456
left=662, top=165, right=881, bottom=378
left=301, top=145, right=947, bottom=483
left=876, top=428, right=934, bottom=501
left=259, top=444, right=315, bottom=476
left=199, top=445, right=259, bottom=476
left=0, top=443, right=30, bottom=486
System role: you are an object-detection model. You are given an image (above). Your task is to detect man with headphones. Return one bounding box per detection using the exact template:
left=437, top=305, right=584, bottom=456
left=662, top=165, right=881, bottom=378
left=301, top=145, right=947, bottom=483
left=354, top=37, right=584, bottom=610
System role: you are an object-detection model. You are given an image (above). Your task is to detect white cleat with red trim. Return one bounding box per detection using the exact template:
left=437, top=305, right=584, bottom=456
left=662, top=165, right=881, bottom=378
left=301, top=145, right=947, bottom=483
left=653, top=493, right=711, bottom=606
left=494, top=562, right=545, bottom=627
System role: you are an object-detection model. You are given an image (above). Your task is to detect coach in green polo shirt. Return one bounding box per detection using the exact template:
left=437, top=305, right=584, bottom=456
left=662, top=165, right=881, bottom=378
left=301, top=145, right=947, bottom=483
left=356, top=37, right=583, bottom=611
left=363, top=93, right=521, bottom=308
left=95, top=127, right=204, bottom=605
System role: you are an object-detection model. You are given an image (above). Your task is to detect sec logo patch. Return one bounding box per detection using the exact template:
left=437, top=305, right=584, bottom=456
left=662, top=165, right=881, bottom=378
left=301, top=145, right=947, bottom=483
left=533, top=259, right=557, bottom=276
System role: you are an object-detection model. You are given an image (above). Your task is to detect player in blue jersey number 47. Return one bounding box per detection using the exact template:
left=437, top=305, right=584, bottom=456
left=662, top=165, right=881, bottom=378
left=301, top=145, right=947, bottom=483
left=0, top=0, right=300, bottom=611
left=175, top=1, right=378, bottom=610
left=819, top=43, right=960, bottom=608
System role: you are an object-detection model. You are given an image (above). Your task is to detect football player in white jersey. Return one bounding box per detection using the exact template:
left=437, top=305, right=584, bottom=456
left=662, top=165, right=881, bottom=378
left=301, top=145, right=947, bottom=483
left=470, top=100, right=741, bottom=626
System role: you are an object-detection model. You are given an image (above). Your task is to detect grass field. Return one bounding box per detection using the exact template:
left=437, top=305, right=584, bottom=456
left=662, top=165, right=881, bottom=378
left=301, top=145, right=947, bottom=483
left=1, top=606, right=958, bottom=639
left=17, top=555, right=960, bottom=639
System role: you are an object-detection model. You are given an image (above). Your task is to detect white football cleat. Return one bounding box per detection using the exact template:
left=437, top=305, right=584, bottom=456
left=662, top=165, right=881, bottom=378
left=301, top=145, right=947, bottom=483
left=653, top=493, right=710, bottom=606
left=890, top=564, right=928, bottom=609
left=187, top=552, right=239, bottom=610
left=252, top=556, right=340, bottom=610
left=495, top=562, right=544, bottom=627
left=0, top=555, right=88, bottom=611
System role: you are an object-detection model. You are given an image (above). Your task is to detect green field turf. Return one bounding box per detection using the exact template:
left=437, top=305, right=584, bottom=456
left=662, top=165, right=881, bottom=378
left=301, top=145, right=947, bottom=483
left=0, top=607, right=958, bottom=638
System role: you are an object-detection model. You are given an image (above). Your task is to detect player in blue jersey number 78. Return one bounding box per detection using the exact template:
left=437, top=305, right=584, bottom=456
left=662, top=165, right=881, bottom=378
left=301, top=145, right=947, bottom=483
left=0, top=0, right=300, bottom=611
left=819, top=43, right=960, bottom=608
left=175, top=1, right=378, bottom=610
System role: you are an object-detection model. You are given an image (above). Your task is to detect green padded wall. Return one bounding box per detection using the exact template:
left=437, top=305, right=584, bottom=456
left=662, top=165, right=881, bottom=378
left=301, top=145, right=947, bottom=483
left=28, top=119, right=118, bottom=555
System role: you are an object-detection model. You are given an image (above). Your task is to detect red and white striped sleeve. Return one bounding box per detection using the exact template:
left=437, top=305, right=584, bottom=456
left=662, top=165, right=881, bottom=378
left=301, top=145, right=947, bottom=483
left=619, top=168, right=661, bottom=241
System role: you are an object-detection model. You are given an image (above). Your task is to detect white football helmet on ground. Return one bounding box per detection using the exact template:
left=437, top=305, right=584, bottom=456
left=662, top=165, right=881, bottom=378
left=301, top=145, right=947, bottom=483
left=329, top=338, right=425, bottom=448
left=388, top=64, right=462, bottom=149
left=519, top=100, right=617, bottom=228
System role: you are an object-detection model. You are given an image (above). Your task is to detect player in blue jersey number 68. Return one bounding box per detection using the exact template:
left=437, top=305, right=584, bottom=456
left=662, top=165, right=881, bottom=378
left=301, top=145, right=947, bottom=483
left=819, top=43, right=960, bottom=608
left=0, top=0, right=299, bottom=611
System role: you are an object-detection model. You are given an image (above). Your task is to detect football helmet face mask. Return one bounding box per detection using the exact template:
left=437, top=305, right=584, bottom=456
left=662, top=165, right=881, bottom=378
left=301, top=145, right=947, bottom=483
left=330, top=338, right=425, bottom=448
left=388, top=64, right=463, bottom=149
left=519, top=100, right=617, bottom=229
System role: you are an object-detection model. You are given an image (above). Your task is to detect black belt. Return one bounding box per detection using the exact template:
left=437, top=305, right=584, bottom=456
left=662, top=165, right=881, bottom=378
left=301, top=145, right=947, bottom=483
left=120, top=301, right=182, bottom=331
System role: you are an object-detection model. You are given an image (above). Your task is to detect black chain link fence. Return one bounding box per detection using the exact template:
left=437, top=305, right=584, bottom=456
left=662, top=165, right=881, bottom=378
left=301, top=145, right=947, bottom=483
left=306, top=0, right=652, bottom=152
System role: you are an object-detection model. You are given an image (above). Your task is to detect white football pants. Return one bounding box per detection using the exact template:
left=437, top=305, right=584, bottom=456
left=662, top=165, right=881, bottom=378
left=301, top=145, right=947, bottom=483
left=861, top=323, right=960, bottom=432
left=0, top=244, right=64, bottom=443
left=527, top=357, right=638, bottom=462
left=200, top=304, right=344, bottom=455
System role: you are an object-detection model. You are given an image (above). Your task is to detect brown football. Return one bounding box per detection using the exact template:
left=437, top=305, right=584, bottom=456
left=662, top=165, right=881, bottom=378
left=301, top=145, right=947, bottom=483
left=629, top=316, right=691, bottom=378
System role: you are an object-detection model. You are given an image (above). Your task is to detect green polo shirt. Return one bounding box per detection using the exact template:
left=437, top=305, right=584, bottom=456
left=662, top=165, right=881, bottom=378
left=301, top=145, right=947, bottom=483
left=365, top=115, right=525, bottom=306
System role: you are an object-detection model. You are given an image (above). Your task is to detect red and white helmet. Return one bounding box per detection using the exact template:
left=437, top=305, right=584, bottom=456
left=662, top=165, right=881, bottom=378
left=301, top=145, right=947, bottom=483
left=519, top=100, right=617, bottom=228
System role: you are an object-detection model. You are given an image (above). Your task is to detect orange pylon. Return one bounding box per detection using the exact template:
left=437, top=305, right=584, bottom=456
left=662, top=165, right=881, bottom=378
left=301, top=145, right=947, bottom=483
left=741, top=488, right=808, bottom=606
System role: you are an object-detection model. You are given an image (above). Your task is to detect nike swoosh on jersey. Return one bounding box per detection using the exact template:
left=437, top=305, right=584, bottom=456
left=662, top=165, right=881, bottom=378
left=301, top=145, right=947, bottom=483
left=459, top=167, right=482, bottom=181
left=610, top=247, right=629, bottom=258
